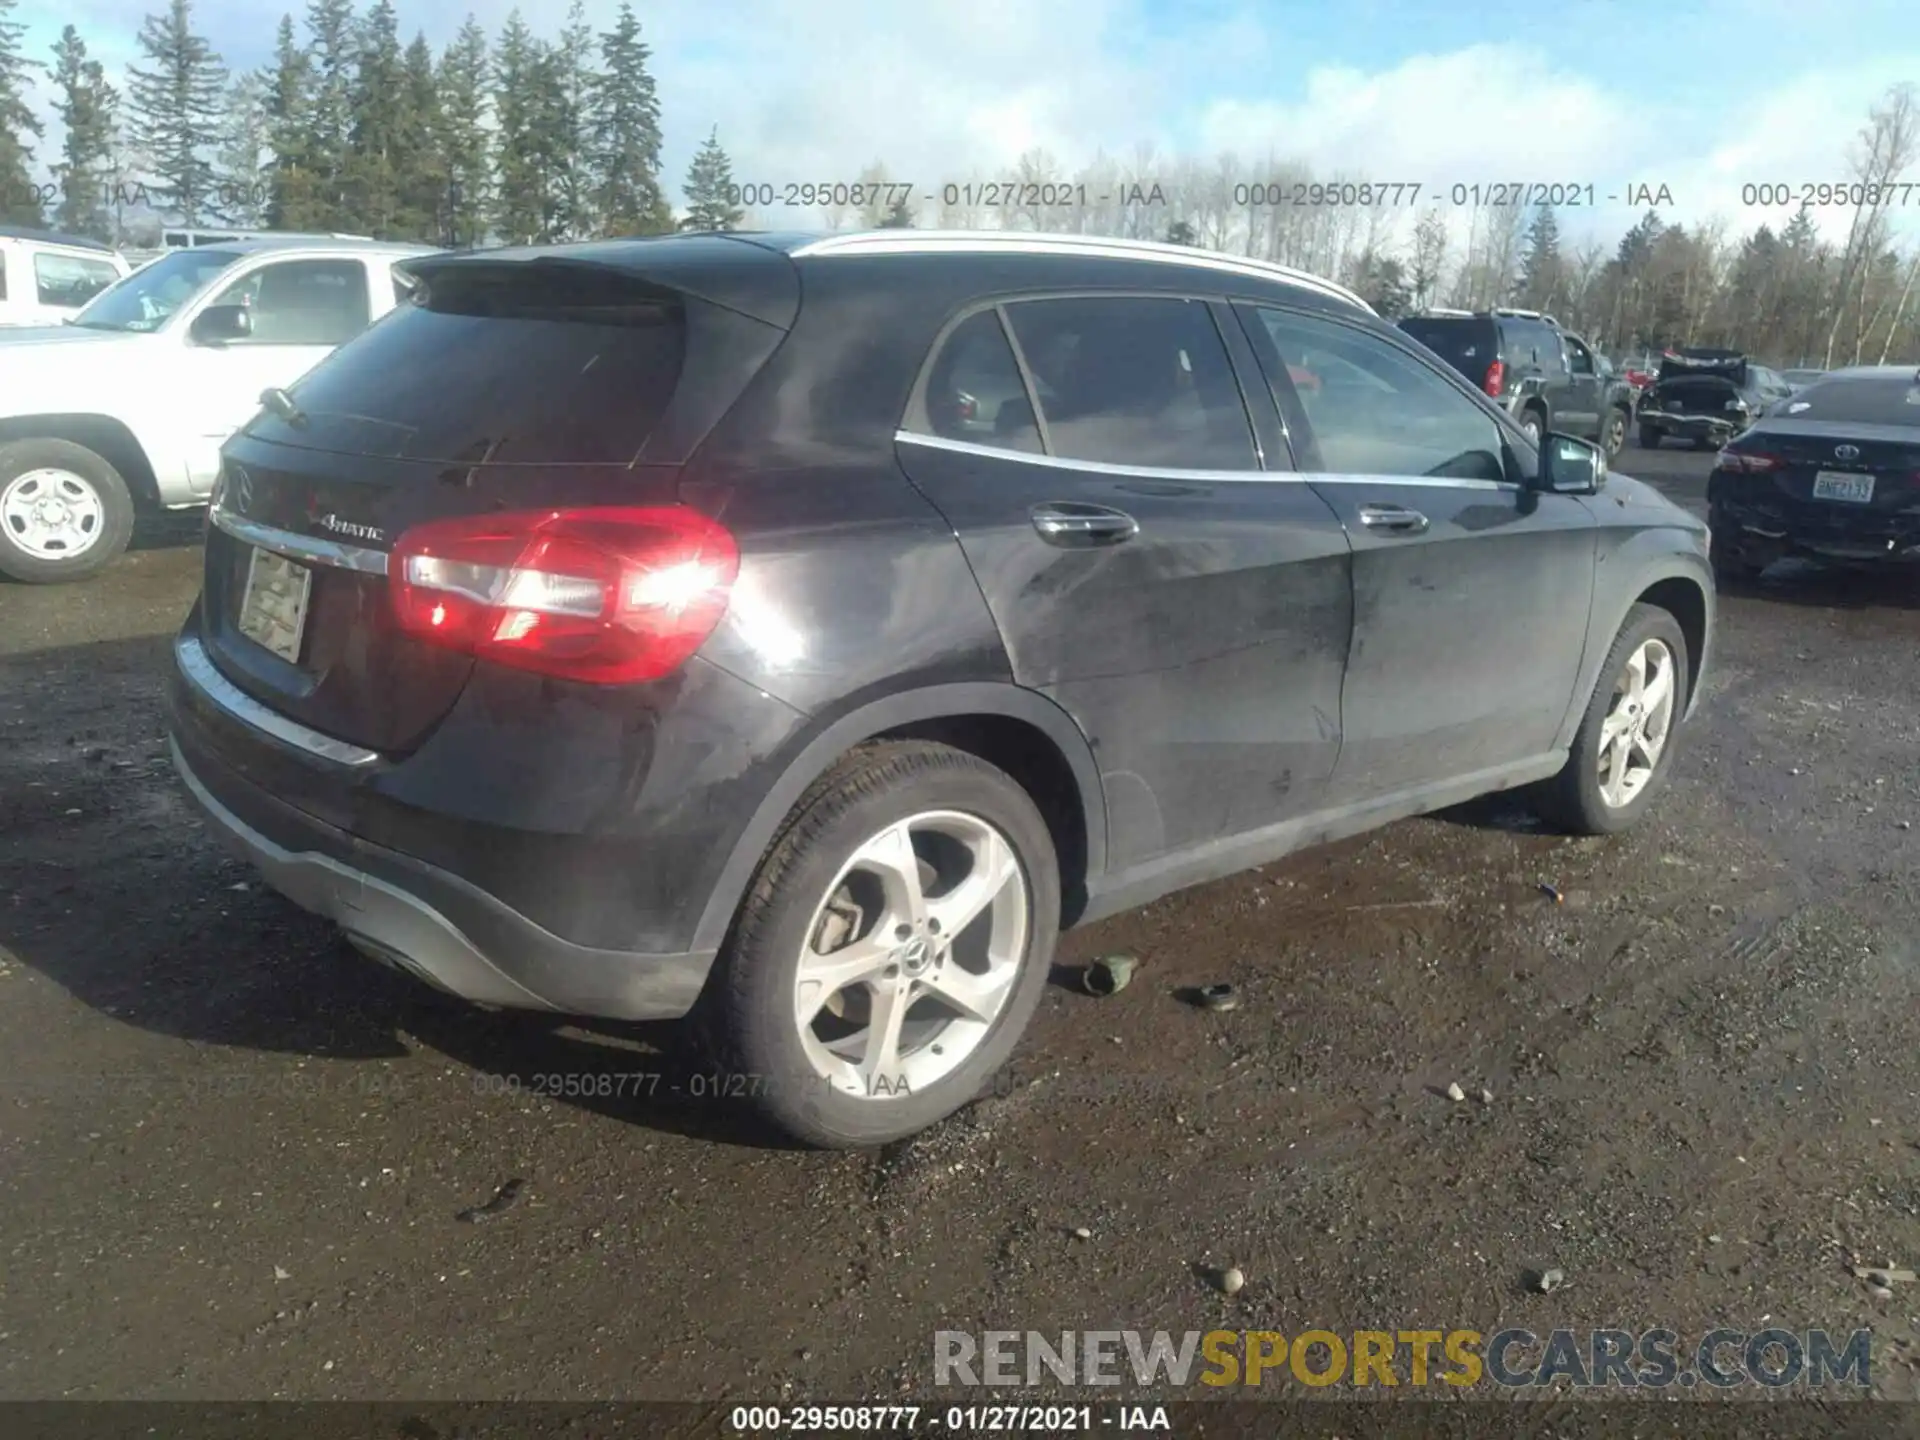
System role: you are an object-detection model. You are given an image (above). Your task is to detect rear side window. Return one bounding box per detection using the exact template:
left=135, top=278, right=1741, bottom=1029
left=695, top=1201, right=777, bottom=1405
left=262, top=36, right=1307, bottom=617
left=1502, top=319, right=1549, bottom=368
left=33, top=252, right=120, bottom=307
left=1780, top=375, right=1920, bottom=425
left=917, top=309, right=1043, bottom=454
left=252, top=260, right=688, bottom=464
left=1003, top=296, right=1256, bottom=470
left=1397, top=319, right=1496, bottom=382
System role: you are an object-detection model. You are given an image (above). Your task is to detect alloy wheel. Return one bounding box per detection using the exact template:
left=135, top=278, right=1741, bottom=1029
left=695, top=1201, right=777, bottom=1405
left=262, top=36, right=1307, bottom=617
left=794, top=810, right=1029, bottom=1098
left=1596, top=638, right=1677, bottom=808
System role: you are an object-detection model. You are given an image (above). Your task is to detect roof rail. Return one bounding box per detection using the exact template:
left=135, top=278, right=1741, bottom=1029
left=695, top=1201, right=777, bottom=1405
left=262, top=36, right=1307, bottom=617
left=1494, top=307, right=1561, bottom=326
left=1417, top=306, right=1476, bottom=317
left=788, top=230, right=1375, bottom=314
left=0, top=224, right=117, bottom=254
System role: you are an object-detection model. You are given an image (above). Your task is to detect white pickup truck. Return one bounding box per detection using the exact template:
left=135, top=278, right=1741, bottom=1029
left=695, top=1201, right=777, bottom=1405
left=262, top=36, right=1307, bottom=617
left=0, top=235, right=437, bottom=583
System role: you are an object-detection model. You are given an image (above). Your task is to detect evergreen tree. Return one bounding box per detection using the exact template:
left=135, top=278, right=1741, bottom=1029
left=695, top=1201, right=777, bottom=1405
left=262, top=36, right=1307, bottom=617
left=393, top=34, right=445, bottom=242
left=50, top=26, right=117, bottom=238
left=549, top=0, right=596, bottom=239
left=680, top=128, right=743, bottom=232
left=491, top=12, right=544, bottom=243
left=0, top=0, right=41, bottom=225
left=1516, top=203, right=1564, bottom=309
left=213, top=70, right=270, bottom=225
left=435, top=17, right=490, bottom=246
left=303, top=0, right=359, bottom=226
left=878, top=196, right=914, bottom=228
left=263, top=14, right=317, bottom=228
left=126, top=0, right=228, bottom=224
left=1352, top=251, right=1412, bottom=318
left=1164, top=219, right=1196, bottom=245
left=344, top=0, right=404, bottom=235
left=588, top=1, right=669, bottom=235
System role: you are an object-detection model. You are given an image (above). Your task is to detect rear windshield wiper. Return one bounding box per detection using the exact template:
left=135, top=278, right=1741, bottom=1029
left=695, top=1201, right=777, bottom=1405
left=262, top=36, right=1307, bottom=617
left=260, top=386, right=308, bottom=429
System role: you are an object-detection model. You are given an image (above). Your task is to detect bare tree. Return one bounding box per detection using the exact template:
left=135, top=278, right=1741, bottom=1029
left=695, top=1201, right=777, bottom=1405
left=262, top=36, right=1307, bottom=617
left=1823, top=83, right=1919, bottom=368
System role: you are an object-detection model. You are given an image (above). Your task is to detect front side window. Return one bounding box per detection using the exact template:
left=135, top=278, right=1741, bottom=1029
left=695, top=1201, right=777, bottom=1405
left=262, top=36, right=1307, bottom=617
left=207, top=259, right=372, bottom=346
left=916, top=308, right=1042, bottom=455
left=1246, top=306, right=1510, bottom=483
left=1565, top=335, right=1594, bottom=374
left=1002, top=296, right=1257, bottom=470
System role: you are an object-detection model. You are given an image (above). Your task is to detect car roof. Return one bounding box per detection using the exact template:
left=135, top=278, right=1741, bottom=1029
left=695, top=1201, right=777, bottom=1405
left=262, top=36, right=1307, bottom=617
left=0, top=224, right=121, bottom=256
left=203, top=237, right=441, bottom=258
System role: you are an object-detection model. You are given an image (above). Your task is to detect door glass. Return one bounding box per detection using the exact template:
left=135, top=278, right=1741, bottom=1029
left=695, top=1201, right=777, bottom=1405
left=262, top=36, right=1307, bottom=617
left=207, top=259, right=372, bottom=346
left=1248, top=307, right=1509, bottom=483
left=912, top=308, right=1042, bottom=454
left=32, top=253, right=120, bottom=308
left=1004, top=297, right=1257, bottom=470
left=1566, top=337, right=1593, bottom=375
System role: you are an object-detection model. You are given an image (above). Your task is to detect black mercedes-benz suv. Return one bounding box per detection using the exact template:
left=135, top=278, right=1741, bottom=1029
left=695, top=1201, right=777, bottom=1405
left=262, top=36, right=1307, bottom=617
left=166, top=230, right=1715, bottom=1148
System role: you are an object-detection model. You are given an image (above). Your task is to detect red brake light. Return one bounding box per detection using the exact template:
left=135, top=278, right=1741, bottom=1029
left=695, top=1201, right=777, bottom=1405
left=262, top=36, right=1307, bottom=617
left=1483, top=360, right=1504, bottom=397
left=389, top=506, right=739, bottom=685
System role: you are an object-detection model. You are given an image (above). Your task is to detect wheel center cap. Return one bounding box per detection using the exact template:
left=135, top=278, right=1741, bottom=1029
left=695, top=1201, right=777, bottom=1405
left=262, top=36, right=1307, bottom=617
left=896, top=937, right=933, bottom=975
left=39, top=501, right=69, bottom=525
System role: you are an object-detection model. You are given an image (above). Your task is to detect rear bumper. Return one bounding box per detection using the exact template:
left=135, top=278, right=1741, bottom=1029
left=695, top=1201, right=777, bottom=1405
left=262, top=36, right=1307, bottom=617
left=1642, top=411, right=1738, bottom=443
left=170, top=734, right=717, bottom=1019
left=1709, top=499, right=1920, bottom=564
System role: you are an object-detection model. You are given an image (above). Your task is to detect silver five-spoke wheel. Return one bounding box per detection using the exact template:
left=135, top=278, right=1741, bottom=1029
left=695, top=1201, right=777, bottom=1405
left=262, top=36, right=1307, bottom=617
left=0, top=468, right=105, bottom=561
left=1596, top=636, right=1676, bottom=809
left=796, top=809, right=1028, bottom=1097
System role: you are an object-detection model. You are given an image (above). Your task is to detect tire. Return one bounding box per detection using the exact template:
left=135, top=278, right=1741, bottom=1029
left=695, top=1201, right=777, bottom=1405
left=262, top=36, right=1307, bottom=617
left=0, top=438, right=136, bottom=584
left=1519, top=409, right=1545, bottom=445
left=1638, top=425, right=1661, bottom=449
left=1601, top=406, right=1629, bottom=459
left=699, top=740, right=1061, bottom=1149
left=1532, top=603, right=1691, bottom=837
left=1692, top=436, right=1717, bottom=451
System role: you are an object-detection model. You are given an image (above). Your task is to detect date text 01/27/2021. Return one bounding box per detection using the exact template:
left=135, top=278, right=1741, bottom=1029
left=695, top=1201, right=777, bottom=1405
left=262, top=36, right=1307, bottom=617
left=720, top=180, right=1678, bottom=211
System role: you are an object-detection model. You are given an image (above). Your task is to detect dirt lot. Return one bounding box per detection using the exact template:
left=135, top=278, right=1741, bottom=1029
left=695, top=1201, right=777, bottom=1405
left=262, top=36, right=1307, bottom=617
left=2, top=449, right=1917, bottom=1407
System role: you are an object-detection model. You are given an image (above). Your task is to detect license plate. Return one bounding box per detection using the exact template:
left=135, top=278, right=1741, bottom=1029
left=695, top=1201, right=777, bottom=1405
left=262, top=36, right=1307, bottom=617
left=237, top=546, right=313, bottom=663
left=1812, top=470, right=1875, bottom=504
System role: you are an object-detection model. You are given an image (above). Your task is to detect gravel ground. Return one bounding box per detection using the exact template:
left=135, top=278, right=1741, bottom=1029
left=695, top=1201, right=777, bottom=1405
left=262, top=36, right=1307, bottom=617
left=2, top=448, right=1917, bottom=1408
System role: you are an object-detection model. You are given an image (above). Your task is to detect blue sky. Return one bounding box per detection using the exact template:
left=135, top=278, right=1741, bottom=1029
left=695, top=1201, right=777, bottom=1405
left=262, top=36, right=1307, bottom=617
left=14, top=0, right=1920, bottom=247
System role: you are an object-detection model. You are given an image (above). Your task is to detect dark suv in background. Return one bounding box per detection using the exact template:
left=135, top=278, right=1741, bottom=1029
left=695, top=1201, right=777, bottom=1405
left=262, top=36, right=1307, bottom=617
left=1398, top=308, right=1638, bottom=458
left=166, top=231, right=1714, bottom=1149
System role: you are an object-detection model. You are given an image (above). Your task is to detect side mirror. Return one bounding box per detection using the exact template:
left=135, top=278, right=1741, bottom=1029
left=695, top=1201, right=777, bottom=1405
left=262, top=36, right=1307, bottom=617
left=190, top=303, right=253, bottom=344
left=1539, top=431, right=1606, bottom=494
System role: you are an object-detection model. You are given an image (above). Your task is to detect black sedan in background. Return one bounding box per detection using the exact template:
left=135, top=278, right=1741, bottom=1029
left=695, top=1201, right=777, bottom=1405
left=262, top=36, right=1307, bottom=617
left=1708, top=364, right=1920, bottom=580
left=1639, top=349, right=1794, bottom=449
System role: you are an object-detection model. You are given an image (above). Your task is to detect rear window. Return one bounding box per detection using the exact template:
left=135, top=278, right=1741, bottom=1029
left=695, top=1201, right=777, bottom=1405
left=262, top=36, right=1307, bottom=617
left=1777, top=375, right=1920, bottom=426
left=1397, top=318, right=1497, bottom=379
left=249, top=261, right=688, bottom=464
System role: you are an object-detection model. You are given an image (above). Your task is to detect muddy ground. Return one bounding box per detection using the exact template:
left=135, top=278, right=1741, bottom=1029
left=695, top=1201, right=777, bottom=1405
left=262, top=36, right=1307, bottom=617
left=1, top=451, right=1917, bottom=1408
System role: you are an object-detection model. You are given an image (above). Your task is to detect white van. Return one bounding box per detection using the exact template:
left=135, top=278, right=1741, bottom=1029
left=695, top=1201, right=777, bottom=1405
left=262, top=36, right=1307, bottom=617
left=0, top=227, right=132, bottom=327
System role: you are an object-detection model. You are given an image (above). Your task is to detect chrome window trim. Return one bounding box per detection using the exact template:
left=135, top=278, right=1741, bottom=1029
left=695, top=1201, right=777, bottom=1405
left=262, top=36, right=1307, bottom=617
left=894, top=430, right=1524, bottom=491
left=175, top=635, right=381, bottom=767
left=894, top=429, right=1294, bottom=483
left=210, top=503, right=389, bottom=575
left=794, top=231, right=1374, bottom=314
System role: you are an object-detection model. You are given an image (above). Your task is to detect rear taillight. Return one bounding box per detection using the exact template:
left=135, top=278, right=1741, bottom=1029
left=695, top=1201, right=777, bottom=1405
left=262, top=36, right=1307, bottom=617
left=1714, top=449, right=1782, bottom=473
left=1483, top=360, right=1505, bottom=397
left=389, top=506, right=739, bottom=685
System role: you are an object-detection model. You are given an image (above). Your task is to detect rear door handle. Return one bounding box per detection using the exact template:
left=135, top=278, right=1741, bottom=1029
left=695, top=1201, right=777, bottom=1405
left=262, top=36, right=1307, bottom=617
left=1357, top=504, right=1430, bottom=535
left=1031, top=503, right=1139, bottom=547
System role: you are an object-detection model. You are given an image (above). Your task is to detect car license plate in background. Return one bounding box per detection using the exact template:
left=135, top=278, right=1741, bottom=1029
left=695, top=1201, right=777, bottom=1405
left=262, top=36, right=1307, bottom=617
left=237, top=546, right=313, bottom=663
left=1812, top=470, right=1875, bottom=504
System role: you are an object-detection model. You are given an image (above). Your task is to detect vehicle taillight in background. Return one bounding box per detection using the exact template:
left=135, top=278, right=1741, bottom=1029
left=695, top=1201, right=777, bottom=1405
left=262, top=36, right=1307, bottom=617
left=389, top=506, right=739, bottom=684
left=1483, top=360, right=1505, bottom=397
left=1713, top=449, right=1782, bottom=473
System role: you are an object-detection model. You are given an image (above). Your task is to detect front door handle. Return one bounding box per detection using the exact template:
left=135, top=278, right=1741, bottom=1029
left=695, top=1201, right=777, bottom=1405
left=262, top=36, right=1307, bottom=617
left=1031, top=502, right=1139, bottom=547
left=1357, top=504, right=1430, bottom=535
